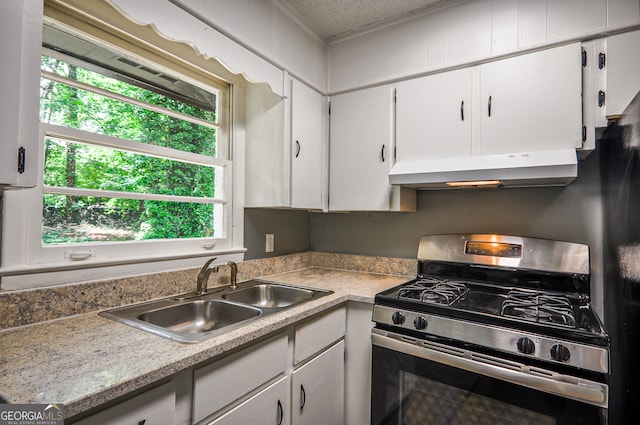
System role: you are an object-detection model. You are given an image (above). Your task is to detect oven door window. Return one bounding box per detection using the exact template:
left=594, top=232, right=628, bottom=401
left=400, top=372, right=554, bottom=425
left=372, top=346, right=605, bottom=425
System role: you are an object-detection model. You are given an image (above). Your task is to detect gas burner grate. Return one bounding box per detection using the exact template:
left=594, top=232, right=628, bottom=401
left=398, top=277, right=470, bottom=306
left=501, top=289, right=577, bottom=328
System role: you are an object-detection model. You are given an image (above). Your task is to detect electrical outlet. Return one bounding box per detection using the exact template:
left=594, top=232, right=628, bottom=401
left=265, top=233, right=275, bottom=253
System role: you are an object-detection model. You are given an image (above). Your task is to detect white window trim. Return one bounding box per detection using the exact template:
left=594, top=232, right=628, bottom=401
left=0, top=1, right=248, bottom=290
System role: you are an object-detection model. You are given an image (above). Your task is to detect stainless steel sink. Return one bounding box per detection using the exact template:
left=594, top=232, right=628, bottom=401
left=100, top=298, right=261, bottom=343
left=100, top=281, right=332, bottom=343
left=138, top=300, right=261, bottom=334
left=222, top=283, right=316, bottom=308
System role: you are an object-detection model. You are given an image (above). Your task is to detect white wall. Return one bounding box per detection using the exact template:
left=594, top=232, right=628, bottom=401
left=172, top=0, right=327, bottom=92
left=110, top=0, right=640, bottom=95
left=328, top=0, right=640, bottom=92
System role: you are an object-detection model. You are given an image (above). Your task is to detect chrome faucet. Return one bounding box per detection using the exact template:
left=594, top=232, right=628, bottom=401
left=228, top=261, right=238, bottom=290
left=196, top=257, right=219, bottom=295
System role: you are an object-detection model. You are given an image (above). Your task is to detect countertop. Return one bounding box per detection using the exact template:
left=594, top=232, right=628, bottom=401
left=0, top=267, right=408, bottom=418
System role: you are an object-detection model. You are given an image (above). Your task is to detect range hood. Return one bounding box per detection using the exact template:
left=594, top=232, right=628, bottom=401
left=389, top=149, right=578, bottom=189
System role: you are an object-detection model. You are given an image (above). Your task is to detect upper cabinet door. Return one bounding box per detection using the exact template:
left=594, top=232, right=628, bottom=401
left=290, top=79, right=324, bottom=210
left=329, top=86, right=415, bottom=212
left=606, top=29, right=640, bottom=118
left=0, top=0, right=40, bottom=189
left=396, top=68, right=474, bottom=162
left=329, top=86, right=394, bottom=211
left=479, top=43, right=583, bottom=155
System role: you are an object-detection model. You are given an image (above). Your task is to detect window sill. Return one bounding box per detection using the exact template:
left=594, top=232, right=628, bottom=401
left=0, top=247, right=247, bottom=290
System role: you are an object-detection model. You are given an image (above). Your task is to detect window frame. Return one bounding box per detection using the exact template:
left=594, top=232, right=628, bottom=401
left=0, top=3, right=246, bottom=290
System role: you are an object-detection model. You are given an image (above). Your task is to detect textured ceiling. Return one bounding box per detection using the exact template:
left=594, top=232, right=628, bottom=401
left=279, top=0, right=454, bottom=40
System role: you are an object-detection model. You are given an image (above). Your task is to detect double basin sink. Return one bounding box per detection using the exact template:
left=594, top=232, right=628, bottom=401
left=100, top=281, right=332, bottom=343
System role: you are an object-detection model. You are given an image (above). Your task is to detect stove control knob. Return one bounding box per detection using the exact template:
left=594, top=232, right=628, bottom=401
left=391, top=311, right=406, bottom=325
left=413, top=316, right=428, bottom=330
left=516, top=337, right=535, bottom=355
left=550, top=344, right=571, bottom=362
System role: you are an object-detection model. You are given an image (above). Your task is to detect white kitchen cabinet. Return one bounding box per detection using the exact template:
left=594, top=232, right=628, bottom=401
left=207, top=377, right=289, bottom=425
left=72, top=382, right=176, bottom=425
left=69, top=306, right=355, bottom=425
left=244, top=83, right=286, bottom=207
left=396, top=68, right=474, bottom=162
left=290, top=78, right=325, bottom=210
left=395, top=43, right=583, bottom=162
left=0, top=0, right=40, bottom=189
left=479, top=43, right=582, bottom=155
left=193, top=334, right=288, bottom=423
left=290, top=308, right=346, bottom=425
left=606, top=29, right=640, bottom=119
left=245, top=77, right=327, bottom=210
left=291, top=340, right=345, bottom=425
left=329, top=86, right=415, bottom=212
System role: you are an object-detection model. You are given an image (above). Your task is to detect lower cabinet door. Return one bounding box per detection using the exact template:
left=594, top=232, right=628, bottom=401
left=207, top=377, right=289, bottom=425
left=291, top=340, right=345, bottom=425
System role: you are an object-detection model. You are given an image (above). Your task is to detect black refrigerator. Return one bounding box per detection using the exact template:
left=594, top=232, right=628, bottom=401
left=600, top=90, right=640, bottom=425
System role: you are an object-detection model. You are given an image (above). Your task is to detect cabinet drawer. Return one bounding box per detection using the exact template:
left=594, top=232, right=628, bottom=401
left=294, top=307, right=346, bottom=364
left=73, top=381, right=175, bottom=425
left=193, top=333, right=288, bottom=423
left=206, top=376, right=289, bottom=425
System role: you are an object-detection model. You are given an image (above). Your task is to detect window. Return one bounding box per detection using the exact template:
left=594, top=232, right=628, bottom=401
left=1, top=10, right=243, bottom=289
left=40, top=38, right=226, bottom=244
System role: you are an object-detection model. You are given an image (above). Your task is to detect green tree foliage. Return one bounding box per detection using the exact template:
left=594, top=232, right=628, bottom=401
left=40, top=55, right=219, bottom=244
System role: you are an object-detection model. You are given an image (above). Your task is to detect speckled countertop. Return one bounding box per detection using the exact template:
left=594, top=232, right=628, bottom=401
left=0, top=267, right=410, bottom=418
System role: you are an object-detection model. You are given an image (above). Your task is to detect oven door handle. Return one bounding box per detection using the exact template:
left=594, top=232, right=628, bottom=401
left=372, top=331, right=608, bottom=408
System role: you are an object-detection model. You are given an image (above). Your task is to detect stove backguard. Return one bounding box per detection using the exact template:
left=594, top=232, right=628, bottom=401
left=417, top=260, right=591, bottom=295
left=417, top=234, right=590, bottom=276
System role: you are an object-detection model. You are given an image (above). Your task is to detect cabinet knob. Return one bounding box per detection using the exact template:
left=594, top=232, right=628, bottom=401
left=460, top=100, right=464, bottom=121
left=277, top=400, right=284, bottom=425
left=300, top=384, right=306, bottom=411
left=381, top=145, right=385, bottom=162
left=488, top=95, right=492, bottom=117
left=295, top=140, right=301, bottom=158
left=17, top=147, right=26, bottom=174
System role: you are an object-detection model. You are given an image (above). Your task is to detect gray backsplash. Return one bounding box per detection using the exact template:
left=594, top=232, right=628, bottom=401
left=310, top=150, right=604, bottom=318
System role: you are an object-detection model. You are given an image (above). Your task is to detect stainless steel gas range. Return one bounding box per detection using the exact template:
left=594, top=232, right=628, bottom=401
left=371, top=234, right=610, bottom=425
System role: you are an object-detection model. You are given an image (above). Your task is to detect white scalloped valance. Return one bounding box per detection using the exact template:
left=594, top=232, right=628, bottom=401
left=109, top=0, right=284, bottom=96
left=50, top=0, right=284, bottom=96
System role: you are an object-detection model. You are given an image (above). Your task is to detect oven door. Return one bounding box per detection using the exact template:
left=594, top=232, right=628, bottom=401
left=371, top=329, right=608, bottom=425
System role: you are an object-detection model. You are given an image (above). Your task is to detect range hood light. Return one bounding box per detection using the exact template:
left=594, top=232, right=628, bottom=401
left=445, top=180, right=502, bottom=188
